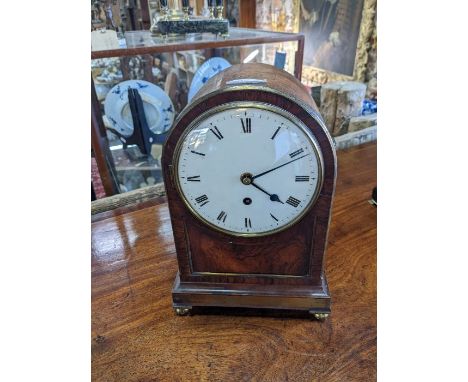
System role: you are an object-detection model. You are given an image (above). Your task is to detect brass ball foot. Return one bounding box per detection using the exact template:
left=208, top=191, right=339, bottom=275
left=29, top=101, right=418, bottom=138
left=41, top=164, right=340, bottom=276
left=313, top=313, right=329, bottom=321
left=174, top=307, right=192, bottom=316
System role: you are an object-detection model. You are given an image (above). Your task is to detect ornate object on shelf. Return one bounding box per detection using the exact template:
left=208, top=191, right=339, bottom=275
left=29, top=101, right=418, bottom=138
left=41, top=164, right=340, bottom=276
left=215, top=0, right=224, bottom=20
left=254, top=0, right=298, bottom=77
left=256, top=0, right=298, bottom=33
left=150, top=0, right=229, bottom=36
left=155, top=17, right=229, bottom=35
left=91, top=0, right=105, bottom=28
left=162, top=63, right=336, bottom=317
left=91, top=0, right=123, bottom=32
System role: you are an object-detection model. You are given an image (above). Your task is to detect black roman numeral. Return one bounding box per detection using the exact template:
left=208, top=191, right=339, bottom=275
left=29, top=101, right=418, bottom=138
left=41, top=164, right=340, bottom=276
left=195, top=194, right=209, bottom=206
left=187, top=175, right=200, bottom=182
left=295, top=176, right=310, bottom=182
left=217, top=211, right=227, bottom=222
left=271, top=126, right=281, bottom=140
left=241, top=118, right=251, bottom=133
left=210, top=125, right=224, bottom=140
left=286, top=196, right=301, bottom=208
left=270, top=213, right=278, bottom=222
left=289, top=148, right=304, bottom=158
left=244, top=217, right=252, bottom=228
left=190, top=150, right=205, bottom=156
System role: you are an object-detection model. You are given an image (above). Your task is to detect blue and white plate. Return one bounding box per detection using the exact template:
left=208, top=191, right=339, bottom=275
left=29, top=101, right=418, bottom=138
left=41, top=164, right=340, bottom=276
left=188, top=57, right=231, bottom=102
left=104, top=80, right=175, bottom=137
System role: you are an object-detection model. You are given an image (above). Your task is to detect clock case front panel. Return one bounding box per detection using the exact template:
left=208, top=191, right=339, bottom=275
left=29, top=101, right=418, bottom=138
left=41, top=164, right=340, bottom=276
left=162, top=64, right=336, bottom=314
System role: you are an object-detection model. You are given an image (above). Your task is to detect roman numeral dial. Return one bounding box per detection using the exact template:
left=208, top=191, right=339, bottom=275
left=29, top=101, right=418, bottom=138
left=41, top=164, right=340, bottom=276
left=289, top=148, right=304, bottom=158
left=176, top=105, right=322, bottom=235
left=271, top=126, right=281, bottom=140
left=187, top=175, right=200, bottom=182
left=241, top=118, right=251, bottom=133
left=217, top=211, right=227, bottom=222
left=286, top=196, right=301, bottom=208
left=191, top=150, right=205, bottom=156
left=195, top=194, right=209, bottom=206
left=210, top=125, right=224, bottom=140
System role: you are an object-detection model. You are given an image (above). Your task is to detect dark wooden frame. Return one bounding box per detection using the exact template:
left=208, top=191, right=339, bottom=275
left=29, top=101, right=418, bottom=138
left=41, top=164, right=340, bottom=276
left=239, top=0, right=256, bottom=28
left=162, top=63, right=336, bottom=314
left=91, top=78, right=120, bottom=196
left=91, top=27, right=305, bottom=197
left=139, top=0, right=151, bottom=31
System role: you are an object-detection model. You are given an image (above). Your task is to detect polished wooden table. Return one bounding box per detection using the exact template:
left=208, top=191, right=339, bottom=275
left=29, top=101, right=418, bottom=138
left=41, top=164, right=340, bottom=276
left=92, top=142, right=377, bottom=381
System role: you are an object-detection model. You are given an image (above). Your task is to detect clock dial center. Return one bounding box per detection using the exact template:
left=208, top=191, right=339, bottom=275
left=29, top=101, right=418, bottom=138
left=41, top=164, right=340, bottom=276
left=240, top=172, right=253, bottom=185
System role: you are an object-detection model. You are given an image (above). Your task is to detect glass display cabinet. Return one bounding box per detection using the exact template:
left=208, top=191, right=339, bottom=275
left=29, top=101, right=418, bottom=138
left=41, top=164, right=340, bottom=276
left=91, top=27, right=305, bottom=197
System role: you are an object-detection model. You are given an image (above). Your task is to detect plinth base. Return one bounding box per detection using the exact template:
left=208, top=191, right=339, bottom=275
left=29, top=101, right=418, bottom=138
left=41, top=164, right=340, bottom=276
left=172, top=272, right=331, bottom=317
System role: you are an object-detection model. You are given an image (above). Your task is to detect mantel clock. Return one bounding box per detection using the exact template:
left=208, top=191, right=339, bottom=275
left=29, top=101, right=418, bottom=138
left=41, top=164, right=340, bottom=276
left=162, top=63, right=336, bottom=320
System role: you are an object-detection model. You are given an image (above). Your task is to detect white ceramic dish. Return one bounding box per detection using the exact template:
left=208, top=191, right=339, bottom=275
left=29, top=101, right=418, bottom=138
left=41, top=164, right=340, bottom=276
left=188, top=57, right=231, bottom=102
left=104, top=80, right=175, bottom=137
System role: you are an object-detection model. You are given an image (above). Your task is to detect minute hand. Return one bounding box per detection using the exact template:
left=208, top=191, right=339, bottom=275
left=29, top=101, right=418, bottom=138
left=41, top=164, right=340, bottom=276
left=252, top=153, right=310, bottom=180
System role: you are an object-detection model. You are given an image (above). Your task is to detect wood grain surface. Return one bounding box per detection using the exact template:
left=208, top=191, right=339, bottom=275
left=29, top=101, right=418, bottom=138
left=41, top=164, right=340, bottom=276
left=92, top=142, right=377, bottom=382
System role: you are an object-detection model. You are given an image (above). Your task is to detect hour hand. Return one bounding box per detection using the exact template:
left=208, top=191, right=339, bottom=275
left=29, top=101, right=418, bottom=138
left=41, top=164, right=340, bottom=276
left=250, top=181, right=284, bottom=204
left=269, top=193, right=283, bottom=203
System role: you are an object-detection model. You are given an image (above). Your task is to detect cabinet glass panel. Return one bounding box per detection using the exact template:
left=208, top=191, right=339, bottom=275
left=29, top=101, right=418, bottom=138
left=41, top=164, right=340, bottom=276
left=91, top=28, right=303, bottom=196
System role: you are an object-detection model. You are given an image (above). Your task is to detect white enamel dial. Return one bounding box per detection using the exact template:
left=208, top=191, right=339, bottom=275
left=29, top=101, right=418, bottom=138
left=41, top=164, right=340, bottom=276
left=175, top=103, right=323, bottom=236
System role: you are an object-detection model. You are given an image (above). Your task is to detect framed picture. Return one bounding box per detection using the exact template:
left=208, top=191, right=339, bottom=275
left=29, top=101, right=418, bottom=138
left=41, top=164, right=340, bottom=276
left=298, top=0, right=376, bottom=85
left=255, top=0, right=376, bottom=86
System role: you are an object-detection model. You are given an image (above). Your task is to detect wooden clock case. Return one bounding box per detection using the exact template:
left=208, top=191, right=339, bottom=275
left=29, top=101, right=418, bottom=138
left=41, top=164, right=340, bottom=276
left=162, top=63, right=336, bottom=318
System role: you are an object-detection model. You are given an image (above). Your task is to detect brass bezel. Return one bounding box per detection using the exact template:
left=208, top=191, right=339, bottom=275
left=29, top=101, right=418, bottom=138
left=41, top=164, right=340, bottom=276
left=173, top=101, right=325, bottom=238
